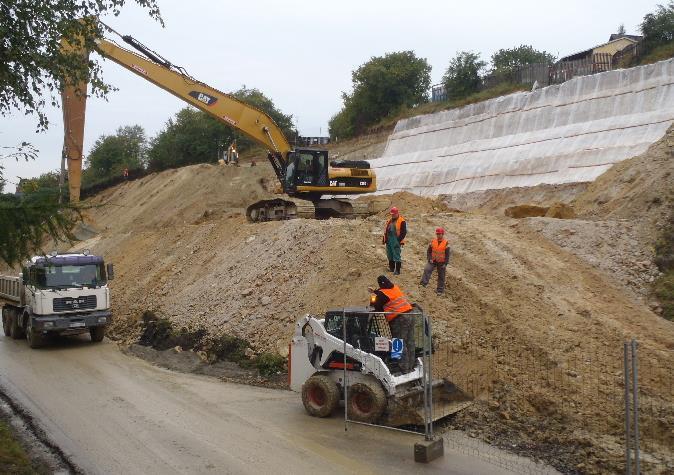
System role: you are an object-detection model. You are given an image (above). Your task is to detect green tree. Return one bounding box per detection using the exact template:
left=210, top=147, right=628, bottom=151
left=147, top=108, right=222, bottom=171
left=0, top=1, right=161, bottom=130
left=641, top=2, right=674, bottom=54
left=0, top=2, right=161, bottom=266
left=442, top=51, right=487, bottom=101
left=17, top=171, right=63, bottom=197
left=0, top=191, right=77, bottom=266
left=329, top=51, right=431, bottom=139
left=490, top=45, right=556, bottom=74
left=85, top=125, right=147, bottom=181
left=148, top=87, right=295, bottom=171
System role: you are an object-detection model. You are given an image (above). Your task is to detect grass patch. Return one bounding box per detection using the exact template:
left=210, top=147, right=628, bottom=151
left=653, top=215, right=674, bottom=320
left=0, top=419, right=34, bottom=475
left=639, top=41, right=674, bottom=66
left=254, top=353, right=287, bottom=377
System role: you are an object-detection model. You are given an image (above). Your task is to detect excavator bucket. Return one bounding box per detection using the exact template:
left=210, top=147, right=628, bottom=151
left=382, top=379, right=473, bottom=427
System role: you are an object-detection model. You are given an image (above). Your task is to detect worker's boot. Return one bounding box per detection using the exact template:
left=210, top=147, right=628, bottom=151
left=394, top=262, right=401, bottom=275
left=388, top=260, right=395, bottom=272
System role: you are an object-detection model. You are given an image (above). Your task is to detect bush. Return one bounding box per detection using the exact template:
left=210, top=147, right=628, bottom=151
left=654, top=271, right=674, bottom=320
left=204, top=334, right=250, bottom=364
left=653, top=215, right=674, bottom=320
left=254, top=352, right=286, bottom=377
left=638, top=40, right=674, bottom=65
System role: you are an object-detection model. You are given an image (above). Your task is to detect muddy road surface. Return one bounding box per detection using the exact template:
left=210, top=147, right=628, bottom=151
left=0, top=336, right=546, bottom=474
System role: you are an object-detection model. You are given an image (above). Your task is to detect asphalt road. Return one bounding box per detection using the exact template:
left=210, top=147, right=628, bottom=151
left=0, top=336, right=536, bottom=474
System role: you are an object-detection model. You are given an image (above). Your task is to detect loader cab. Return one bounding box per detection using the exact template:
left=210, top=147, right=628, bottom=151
left=285, top=149, right=329, bottom=192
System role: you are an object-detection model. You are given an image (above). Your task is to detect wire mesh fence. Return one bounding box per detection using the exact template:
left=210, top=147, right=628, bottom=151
left=324, top=307, right=674, bottom=473
left=338, top=308, right=436, bottom=435
left=430, top=332, right=674, bottom=474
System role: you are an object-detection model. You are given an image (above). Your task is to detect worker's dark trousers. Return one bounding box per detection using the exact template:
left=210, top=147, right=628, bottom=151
left=389, top=312, right=416, bottom=373
left=421, top=262, right=446, bottom=292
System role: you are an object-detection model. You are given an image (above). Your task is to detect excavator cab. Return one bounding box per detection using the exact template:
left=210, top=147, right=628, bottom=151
left=284, top=149, right=329, bottom=192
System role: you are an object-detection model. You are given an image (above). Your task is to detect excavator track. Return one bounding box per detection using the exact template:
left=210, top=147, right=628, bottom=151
left=246, top=198, right=386, bottom=223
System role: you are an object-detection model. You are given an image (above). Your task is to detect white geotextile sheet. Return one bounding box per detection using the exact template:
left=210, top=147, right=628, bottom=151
left=369, top=58, right=674, bottom=196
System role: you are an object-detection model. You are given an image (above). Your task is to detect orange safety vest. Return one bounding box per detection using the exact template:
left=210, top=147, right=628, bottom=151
left=430, top=238, right=448, bottom=263
left=380, top=285, right=413, bottom=321
left=383, top=216, right=406, bottom=244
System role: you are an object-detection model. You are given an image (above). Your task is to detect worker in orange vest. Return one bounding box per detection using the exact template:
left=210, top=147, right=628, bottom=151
left=420, top=227, right=451, bottom=294
left=369, top=275, right=416, bottom=373
left=382, top=207, right=407, bottom=275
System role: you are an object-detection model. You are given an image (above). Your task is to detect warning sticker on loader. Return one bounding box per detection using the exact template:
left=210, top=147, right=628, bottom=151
left=374, top=337, right=389, bottom=352
left=390, top=338, right=404, bottom=360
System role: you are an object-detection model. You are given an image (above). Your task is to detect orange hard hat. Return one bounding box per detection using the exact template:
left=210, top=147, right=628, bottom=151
left=436, top=227, right=445, bottom=234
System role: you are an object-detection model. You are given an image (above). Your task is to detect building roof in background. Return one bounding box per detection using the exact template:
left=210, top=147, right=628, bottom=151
left=560, top=35, right=641, bottom=62
left=608, top=33, right=644, bottom=42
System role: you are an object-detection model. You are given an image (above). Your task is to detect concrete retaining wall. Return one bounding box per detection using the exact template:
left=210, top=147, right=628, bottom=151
left=370, top=58, right=674, bottom=196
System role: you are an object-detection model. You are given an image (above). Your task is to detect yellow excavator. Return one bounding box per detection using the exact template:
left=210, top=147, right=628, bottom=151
left=61, top=24, right=377, bottom=221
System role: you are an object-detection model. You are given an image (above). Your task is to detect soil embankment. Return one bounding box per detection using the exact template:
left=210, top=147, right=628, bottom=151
left=69, top=142, right=674, bottom=472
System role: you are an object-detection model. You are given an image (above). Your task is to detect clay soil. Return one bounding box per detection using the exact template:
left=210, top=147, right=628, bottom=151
left=66, top=131, right=674, bottom=473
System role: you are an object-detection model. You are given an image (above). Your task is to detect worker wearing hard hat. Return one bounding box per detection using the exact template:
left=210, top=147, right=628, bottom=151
left=382, top=207, right=407, bottom=275
left=369, top=275, right=416, bottom=373
left=420, top=227, right=451, bottom=294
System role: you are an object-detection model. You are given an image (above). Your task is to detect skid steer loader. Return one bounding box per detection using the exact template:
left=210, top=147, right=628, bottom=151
left=289, top=305, right=472, bottom=426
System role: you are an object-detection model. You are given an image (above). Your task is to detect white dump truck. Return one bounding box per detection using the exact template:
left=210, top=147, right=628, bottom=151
left=0, top=252, right=114, bottom=348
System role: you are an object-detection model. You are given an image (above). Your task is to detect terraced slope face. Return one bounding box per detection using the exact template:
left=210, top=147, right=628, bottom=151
left=371, top=59, right=674, bottom=196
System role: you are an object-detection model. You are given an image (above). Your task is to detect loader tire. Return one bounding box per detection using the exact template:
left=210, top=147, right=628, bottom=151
left=302, top=374, right=339, bottom=418
left=347, top=380, right=387, bottom=423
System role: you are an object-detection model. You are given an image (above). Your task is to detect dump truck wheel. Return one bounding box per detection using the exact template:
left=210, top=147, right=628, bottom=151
left=26, top=319, right=45, bottom=349
left=347, top=380, right=387, bottom=423
left=302, top=374, right=339, bottom=418
left=10, top=311, right=24, bottom=339
left=90, top=326, right=105, bottom=343
left=2, top=308, right=10, bottom=336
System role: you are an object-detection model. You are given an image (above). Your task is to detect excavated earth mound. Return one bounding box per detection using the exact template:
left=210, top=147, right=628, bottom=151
left=69, top=157, right=674, bottom=473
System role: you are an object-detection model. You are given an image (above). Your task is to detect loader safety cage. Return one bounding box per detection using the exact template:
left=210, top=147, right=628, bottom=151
left=339, top=308, right=438, bottom=442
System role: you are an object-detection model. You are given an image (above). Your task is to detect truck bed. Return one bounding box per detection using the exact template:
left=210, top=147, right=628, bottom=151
left=0, top=275, right=21, bottom=304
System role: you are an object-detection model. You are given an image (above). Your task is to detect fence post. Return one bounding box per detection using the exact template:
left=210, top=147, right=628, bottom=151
left=343, top=308, right=348, bottom=432
left=426, top=313, right=434, bottom=440
left=631, top=339, right=640, bottom=475
left=624, top=342, right=632, bottom=475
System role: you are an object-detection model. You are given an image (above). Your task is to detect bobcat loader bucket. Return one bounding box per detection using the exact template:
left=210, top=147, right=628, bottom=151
left=382, top=379, right=473, bottom=427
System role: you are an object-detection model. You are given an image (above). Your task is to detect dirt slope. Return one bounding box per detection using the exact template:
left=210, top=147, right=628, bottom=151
left=573, top=125, right=674, bottom=225
left=464, top=127, right=674, bottom=303
left=69, top=157, right=674, bottom=473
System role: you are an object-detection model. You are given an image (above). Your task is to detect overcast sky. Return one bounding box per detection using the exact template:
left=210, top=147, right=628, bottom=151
left=0, top=0, right=660, bottom=189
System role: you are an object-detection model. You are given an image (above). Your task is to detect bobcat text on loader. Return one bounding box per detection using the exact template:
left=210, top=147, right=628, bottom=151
left=290, top=306, right=471, bottom=426
left=0, top=252, right=114, bottom=348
